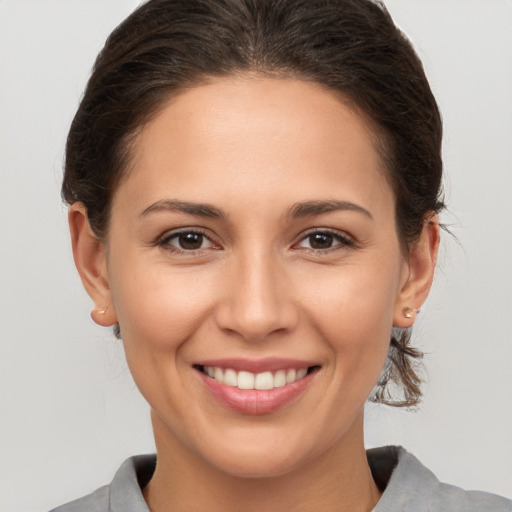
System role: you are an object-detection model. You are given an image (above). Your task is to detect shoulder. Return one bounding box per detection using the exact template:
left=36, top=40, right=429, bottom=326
left=368, top=446, right=512, bottom=512
left=48, top=454, right=156, bottom=512
left=49, top=485, right=109, bottom=512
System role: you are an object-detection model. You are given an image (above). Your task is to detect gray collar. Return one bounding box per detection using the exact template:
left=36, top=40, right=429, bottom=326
left=109, top=454, right=154, bottom=512
left=54, top=446, right=511, bottom=511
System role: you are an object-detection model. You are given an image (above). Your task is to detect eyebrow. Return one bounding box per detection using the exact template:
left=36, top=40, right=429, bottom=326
left=139, top=198, right=372, bottom=221
left=287, top=200, right=373, bottom=220
left=140, top=199, right=225, bottom=219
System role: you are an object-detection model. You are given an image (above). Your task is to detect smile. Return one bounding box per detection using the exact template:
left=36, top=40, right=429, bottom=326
left=201, top=366, right=309, bottom=390
left=194, top=360, right=320, bottom=415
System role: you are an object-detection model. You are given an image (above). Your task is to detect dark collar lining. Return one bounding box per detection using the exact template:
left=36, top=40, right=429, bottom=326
left=366, top=446, right=401, bottom=492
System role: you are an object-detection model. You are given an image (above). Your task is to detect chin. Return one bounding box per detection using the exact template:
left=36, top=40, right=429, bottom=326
left=192, top=420, right=333, bottom=480
left=207, top=445, right=309, bottom=479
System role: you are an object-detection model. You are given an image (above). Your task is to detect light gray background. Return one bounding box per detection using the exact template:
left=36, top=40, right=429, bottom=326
left=1, top=1, right=511, bottom=511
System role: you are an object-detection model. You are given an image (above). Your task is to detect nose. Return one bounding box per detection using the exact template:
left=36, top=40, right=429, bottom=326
left=214, top=250, right=298, bottom=342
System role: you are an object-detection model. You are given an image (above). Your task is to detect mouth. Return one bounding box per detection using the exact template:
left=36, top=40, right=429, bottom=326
left=193, top=360, right=321, bottom=415
left=194, top=364, right=319, bottom=390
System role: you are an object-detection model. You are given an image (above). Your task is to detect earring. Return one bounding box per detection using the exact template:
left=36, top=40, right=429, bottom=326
left=402, top=306, right=420, bottom=319
left=90, top=305, right=113, bottom=326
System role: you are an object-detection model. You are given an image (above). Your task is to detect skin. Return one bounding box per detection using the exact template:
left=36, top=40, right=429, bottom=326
left=70, top=76, right=439, bottom=512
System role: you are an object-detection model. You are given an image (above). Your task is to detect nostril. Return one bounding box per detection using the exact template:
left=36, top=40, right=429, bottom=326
left=214, top=305, right=299, bottom=343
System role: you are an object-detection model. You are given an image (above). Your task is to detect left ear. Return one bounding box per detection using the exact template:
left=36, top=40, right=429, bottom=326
left=394, top=214, right=440, bottom=328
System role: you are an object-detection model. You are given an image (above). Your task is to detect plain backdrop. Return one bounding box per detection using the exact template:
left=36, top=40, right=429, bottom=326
left=1, top=1, right=511, bottom=511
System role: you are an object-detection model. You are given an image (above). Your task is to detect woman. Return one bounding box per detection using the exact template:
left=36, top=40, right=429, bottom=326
left=49, top=0, right=511, bottom=510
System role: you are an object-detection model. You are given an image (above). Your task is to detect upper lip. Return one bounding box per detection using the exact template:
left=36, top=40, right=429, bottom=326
left=195, top=357, right=319, bottom=373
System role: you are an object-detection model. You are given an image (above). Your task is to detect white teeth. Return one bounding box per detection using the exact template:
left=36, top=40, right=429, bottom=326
left=296, top=368, right=308, bottom=379
left=203, top=366, right=311, bottom=390
left=214, top=367, right=224, bottom=382
left=255, top=371, right=273, bottom=390
left=223, top=369, right=238, bottom=387
left=273, top=370, right=286, bottom=388
left=237, top=371, right=255, bottom=390
left=286, top=369, right=296, bottom=384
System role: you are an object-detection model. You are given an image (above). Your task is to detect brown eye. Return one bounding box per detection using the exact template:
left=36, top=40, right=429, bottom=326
left=308, top=233, right=334, bottom=249
left=177, top=232, right=205, bottom=250
left=296, top=230, right=355, bottom=251
left=159, top=230, right=216, bottom=252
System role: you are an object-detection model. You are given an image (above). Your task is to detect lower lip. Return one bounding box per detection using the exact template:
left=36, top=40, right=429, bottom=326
left=197, top=369, right=316, bottom=415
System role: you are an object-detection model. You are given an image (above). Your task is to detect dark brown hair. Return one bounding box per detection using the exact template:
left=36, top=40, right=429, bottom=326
left=62, top=0, right=444, bottom=407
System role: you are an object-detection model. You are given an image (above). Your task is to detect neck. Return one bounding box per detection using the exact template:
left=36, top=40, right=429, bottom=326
left=143, top=410, right=381, bottom=512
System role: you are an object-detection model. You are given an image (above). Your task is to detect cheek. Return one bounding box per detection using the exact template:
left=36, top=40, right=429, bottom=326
left=109, top=261, right=216, bottom=352
left=300, top=260, right=399, bottom=376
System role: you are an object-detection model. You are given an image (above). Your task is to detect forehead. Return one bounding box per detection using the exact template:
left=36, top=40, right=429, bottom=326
left=118, top=76, right=393, bottom=218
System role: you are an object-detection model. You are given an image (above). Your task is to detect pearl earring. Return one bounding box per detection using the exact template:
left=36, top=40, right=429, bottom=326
left=402, top=306, right=420, bottom=319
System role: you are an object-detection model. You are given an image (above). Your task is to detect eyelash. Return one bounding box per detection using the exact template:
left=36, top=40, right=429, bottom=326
left=156, top=228, right=218, bottom=255
left=155, top=228, right=356, bottom=255
left=293, top=229, right=357, bottom=253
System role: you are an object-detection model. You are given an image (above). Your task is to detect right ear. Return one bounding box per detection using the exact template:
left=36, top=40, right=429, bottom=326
left=68, top=203, right=118, bottom=327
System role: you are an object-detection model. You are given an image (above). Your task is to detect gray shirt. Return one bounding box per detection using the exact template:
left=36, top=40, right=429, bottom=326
left=50, top=446, right=512, bottom=511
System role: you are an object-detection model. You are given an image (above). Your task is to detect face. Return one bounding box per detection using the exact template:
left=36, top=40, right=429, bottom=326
left=77, top=77, right=427, bottom=478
